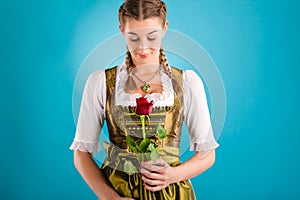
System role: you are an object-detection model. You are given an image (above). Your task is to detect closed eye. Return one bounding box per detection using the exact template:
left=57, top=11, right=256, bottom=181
left=147, top=36, right=157, bottom=41
left=130, top=37, right=140, bottom=42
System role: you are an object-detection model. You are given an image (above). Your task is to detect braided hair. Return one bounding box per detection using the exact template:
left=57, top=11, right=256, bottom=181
left=118, top=0, right=167, bottom=27
left=119, top=0, right=172, bottom=92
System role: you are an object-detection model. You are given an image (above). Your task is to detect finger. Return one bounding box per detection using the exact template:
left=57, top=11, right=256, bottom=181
left=140, top=161, right=165, bottom=172
left=141, top=158, right=167, bottom=166
left=142, top=173, right=166, bottom=186
left=143, top=158, right=169, bottom=171
left=141, top=164, right=163, bottom=173
left=153, top=158, right=169, bottom=167
left=143, top=183, right=166, bottom=192
left=141, top=168, right=165, bottom=180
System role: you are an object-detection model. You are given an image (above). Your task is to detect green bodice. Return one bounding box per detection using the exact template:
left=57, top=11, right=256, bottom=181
left=105, top=66, right=184, bottom=153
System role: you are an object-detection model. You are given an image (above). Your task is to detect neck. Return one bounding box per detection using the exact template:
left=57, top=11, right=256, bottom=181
left=132, top=58, right=160, bottom=67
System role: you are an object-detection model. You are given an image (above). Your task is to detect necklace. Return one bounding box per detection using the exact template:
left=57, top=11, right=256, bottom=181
left=132, top=66, right=161, bottom=93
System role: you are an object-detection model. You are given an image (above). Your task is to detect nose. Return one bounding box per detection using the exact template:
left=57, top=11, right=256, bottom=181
left=138, top=47, right=147, bottom=54
left=138, top=38, right=149, bottom=51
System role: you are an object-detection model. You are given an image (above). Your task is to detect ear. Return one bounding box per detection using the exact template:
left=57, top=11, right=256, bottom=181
left=162, top=20, right=168, bottom=37
left=119, top=24, right=125, bottom=35
left=163, top=20, right=169, bottom=30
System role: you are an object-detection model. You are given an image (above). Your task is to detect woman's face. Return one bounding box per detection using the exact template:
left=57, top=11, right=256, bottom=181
left=120, top=17, right=168, bottom=66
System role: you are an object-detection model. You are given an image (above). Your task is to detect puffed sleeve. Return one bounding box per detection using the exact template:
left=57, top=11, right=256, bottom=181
left=69, top=70, right=106, bottom=153
left=183, top=70, right=219, bottom=152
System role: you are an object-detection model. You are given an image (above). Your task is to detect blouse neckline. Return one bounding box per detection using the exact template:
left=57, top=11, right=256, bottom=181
left=114, top=62, right=175, bottom=107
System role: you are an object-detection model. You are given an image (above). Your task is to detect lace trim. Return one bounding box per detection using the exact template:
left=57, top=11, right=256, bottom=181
left=190, top=141, right=219, bottom=152
left=69, top=140, right=100, bottom=153
left=115, top=63, right=174, bottom=106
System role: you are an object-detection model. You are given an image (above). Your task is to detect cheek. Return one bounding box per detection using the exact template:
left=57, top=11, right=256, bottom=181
left=126, top=40, right=140, bottom=51
left=150, top=49, right=160, bottom=57
left=151, top=48, right=160, bottom=55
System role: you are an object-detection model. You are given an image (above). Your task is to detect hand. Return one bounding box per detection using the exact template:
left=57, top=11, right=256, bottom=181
left=140, top=158, right=178, bottom=192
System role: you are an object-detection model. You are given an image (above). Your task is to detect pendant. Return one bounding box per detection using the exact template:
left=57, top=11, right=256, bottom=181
left=142, top=84, right=151, bottom=93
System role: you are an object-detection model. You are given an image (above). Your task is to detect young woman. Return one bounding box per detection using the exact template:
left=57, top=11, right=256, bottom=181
left=70, top=0, right=219, bottom=199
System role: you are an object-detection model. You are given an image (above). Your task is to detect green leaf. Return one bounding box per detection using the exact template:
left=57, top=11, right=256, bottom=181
left=156, top=124, right=166, bottom=139
left=145, top=153, right=151, bottom=161
left=147, top=142, right=156, bottom=152
left=138, top=138, right=150, bottom=153
left=124, top=160, right=138, bottom=175
left=126, top=135, right=138, bottom=153
left=150, top=148, right=159, bottom=163
left=138, top=153, right=144, bottom=162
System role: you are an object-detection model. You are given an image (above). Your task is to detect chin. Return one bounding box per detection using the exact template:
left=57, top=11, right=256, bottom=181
left=134, top=57, right=155, bottom=65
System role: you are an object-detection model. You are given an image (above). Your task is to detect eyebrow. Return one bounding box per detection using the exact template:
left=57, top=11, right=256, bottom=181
left=127, top=30, right=159, bottom=35
left=127, top=32, right=138, bottom=35
left=146, top=30, right=158, bottom=35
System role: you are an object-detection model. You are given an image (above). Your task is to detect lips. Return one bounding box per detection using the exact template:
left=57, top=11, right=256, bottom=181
left=139, top=54, right=149, bottom=58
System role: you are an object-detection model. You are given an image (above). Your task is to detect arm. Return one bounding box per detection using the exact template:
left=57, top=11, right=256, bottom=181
left=74, top=150, right=135, bottom=200
left=71, top=71, right=135, bottom=199
left=174, top=149, right=215, bottom=181
left=140, top=150, right=215, bottom=192
left=70, top=71, right=131, bottom=199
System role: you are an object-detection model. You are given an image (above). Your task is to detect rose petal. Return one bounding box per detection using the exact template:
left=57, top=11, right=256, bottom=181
left=136, top=97, right=154, bottom=115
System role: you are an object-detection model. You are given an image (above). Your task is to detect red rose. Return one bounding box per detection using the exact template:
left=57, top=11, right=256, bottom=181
left=135, top=97, right=154, bottom=115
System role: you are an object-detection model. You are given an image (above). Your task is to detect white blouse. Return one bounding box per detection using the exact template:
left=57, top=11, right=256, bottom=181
left=70, top=63, right=219, bottom=153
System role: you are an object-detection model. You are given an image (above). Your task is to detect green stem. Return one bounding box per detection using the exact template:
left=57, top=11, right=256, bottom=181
left=139, top=115, right=145, bottom=200
left=140, top=115, right=146, bottom=139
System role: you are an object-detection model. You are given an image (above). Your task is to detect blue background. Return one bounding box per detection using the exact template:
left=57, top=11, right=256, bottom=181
left=1, top=0, right=299, bottom=199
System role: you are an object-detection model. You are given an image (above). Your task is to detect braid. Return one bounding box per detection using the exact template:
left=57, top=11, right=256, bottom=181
left=124, top=50, right=137, bottom=92
left=160, top=1, right=167, bottom=24
left=159, top=48, right=183, bottom=102
left=125, top=50, right=134, bottom=70
left=119, top=0, right=167, bottom=27
left=159, top=48, right=172, bottom=77
left=118, top=3, right=131, bottom=24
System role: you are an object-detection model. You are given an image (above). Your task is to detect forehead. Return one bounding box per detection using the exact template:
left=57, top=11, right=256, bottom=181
left=124, top=17, right=163, bottom=31
left=125, top=27, right=163, bottom=36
